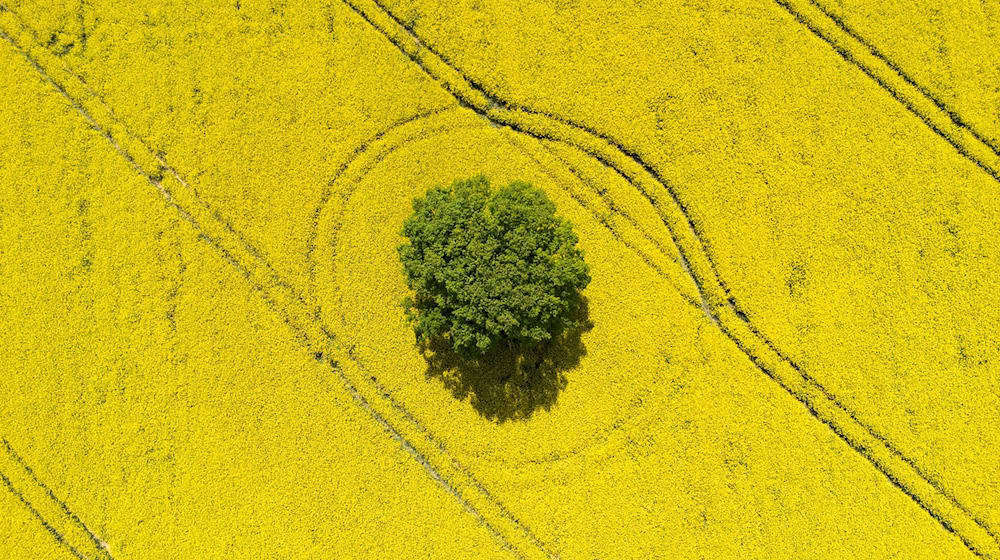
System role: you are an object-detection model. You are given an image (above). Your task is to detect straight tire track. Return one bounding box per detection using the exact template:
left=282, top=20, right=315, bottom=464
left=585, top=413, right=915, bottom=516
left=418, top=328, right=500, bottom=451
left=0, top=6, right=547, bottom=559
left=0, top=438, right=112, bottom=560
left=341, top=0, right=1000, bottom=557
left=775, top=0, right=1000, bottom=183
left=806, top=0, right=1000, bottom=159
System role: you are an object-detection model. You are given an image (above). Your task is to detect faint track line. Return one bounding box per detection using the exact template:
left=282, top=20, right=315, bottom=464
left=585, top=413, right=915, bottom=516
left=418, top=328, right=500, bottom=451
left=515, top=97, right=1000, bottom=547
left=0, top=439, right=112, bottom=560
left=729, top=297, right=1000, bottom=547
left=0, top=471, right=84, bottom=560
left=0, top=3, right=296, bottom=294
left=773, top=0, right=1000, bottom=546
left=805, top=0, right=1000, bottom=159
left=0, top=6, right=548, bottom=558
left=341, top=0, right=1000, bottom=556
left=3, top=0, right=994, bottom=556
left=304, top=104, right=456, bottom=308
left=511, top=134, right=700, bottom=308
left=310, top=112, right=687, bottom=471
left=774, top=0, right=1000, bottom=183
left=307, top=115, right=559, bottom=556
left=1, top=440, right=112, bottom=558
left=515, top=119, right=996, bottom=542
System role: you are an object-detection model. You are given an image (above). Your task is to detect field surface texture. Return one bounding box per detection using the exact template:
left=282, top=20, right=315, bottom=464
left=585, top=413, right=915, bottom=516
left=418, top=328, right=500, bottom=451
left=1, top=0, right=998, bottom=558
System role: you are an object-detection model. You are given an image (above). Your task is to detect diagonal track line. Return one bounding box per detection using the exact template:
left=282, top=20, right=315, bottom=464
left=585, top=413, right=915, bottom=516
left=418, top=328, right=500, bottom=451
left=0, top=5, right=548, bottom=559
left=803, top=0, right=1000, bottom=159
left=312, top=113, right=693, bottom=465
left=773, top=0, right=1000, bottom=544
left=4, top=0, right=996, bottom=557
left=774, top=0, right=1000, bottom=183
left=340, top=0, right=1000, bottom=557
left=0, top=438, right=112, bottom=560
left=1, top=440, right=113, bottom=559
left=0, top=470, right=85, bottom=560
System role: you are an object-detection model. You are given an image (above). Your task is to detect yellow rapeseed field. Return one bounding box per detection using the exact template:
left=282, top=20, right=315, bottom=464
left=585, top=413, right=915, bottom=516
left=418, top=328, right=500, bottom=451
left=2, top=0, right=997, bottom=558
left=0, top=33, right=509, bottom=558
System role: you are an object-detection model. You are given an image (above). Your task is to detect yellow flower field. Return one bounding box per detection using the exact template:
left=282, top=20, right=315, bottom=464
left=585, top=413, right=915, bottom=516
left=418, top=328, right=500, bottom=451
left=1, top=0, right=998, bottom=558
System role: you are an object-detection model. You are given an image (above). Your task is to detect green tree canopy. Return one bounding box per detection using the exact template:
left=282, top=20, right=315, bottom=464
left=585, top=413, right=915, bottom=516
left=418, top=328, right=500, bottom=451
left=398, top=175, right=591, bottom=358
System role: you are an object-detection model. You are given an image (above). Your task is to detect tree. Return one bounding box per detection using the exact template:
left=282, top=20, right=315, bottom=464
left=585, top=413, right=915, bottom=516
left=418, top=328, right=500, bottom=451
left=398, top=175, right=591, bottom=359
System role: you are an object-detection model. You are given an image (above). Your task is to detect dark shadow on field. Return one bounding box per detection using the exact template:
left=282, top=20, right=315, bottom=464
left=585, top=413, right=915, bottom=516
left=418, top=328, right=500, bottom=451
left=421, top=296, right=592, bottom=423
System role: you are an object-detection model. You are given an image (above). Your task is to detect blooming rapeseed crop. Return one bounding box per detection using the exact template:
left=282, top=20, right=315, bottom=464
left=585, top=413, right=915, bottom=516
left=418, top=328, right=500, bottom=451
left=2, top=0, right=997, bottom=558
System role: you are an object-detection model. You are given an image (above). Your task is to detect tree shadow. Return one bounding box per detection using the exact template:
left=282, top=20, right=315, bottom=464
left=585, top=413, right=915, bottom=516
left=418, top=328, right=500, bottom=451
left=421, top=296, right=592, bottom=423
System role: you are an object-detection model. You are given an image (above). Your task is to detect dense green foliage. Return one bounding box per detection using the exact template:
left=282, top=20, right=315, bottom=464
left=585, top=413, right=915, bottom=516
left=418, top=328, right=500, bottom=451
left=398, top=175, right=591, bottom=358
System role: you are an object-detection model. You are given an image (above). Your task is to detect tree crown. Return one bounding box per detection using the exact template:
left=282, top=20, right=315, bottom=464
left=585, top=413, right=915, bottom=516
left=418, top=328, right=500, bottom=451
left=398, top=175, right=590, bottom=358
